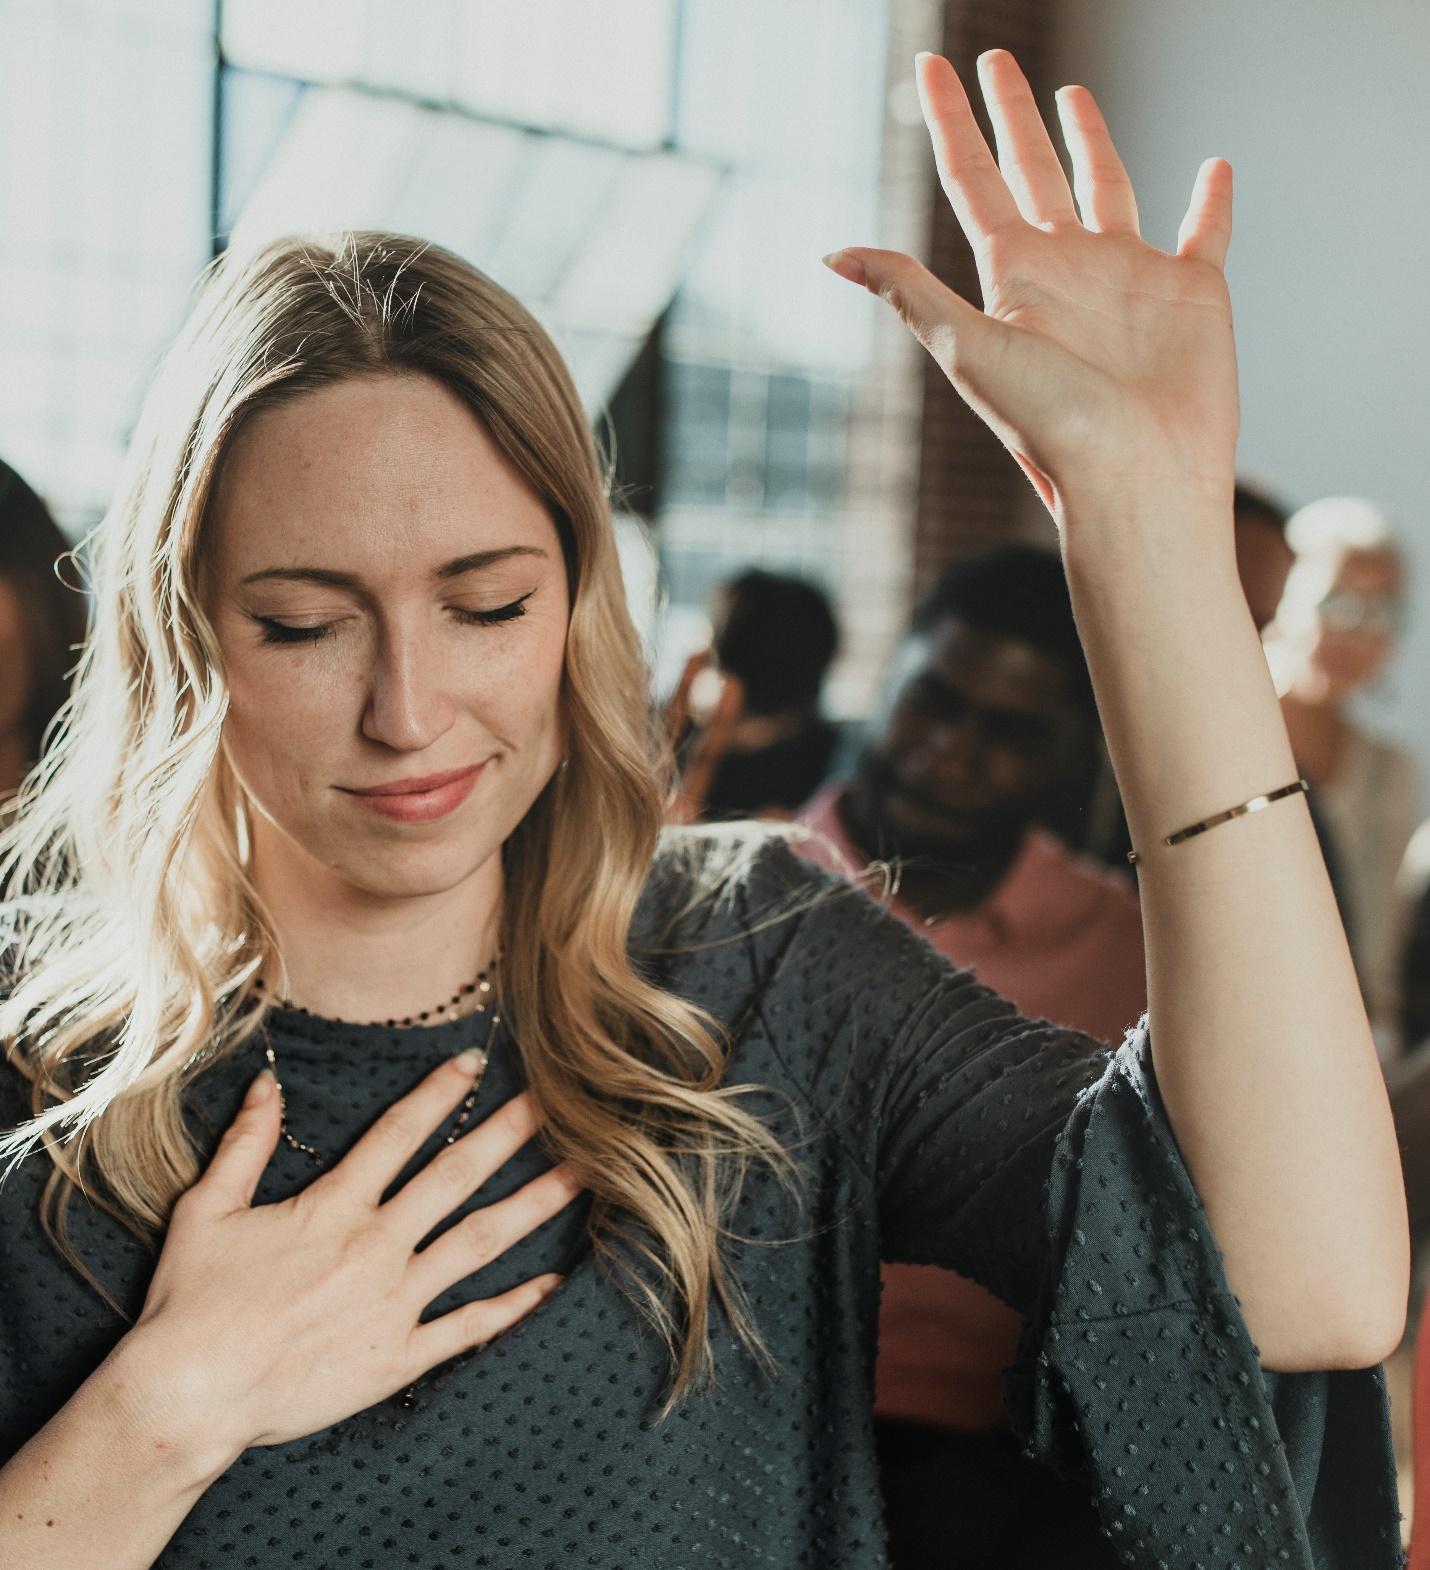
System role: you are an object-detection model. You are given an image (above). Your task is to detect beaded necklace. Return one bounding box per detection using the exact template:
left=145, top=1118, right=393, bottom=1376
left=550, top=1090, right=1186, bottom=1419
left=253, top=966, right=500, bottom=1170
left=253, top=970, right=496, bottom=1029
left=253, top=968, right=503, bottom=1411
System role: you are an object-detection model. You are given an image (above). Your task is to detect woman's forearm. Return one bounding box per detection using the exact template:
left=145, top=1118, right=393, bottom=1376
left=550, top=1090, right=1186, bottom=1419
left=1064, top=497, right=1408, bottom=1369
left=0, top=1330, right=236, bottom=1570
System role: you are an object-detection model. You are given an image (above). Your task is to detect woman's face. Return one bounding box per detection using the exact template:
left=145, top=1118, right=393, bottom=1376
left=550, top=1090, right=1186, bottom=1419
left=1306, top=546, right=1402, bottom=698
left=207, top=372, right=570, bottom=902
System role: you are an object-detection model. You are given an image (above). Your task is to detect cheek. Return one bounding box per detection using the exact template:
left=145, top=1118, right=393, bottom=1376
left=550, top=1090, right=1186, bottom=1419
left=474, top=618, right=569, bottom=740
left=221, top=648, right=352, bottom=804
left=989, top=755, right=1054, bottom=801
left=880, top=702, right=927, bottom=757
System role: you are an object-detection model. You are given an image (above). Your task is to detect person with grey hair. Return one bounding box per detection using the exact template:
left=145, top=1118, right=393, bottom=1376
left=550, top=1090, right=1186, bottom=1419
left=1268, top=496, right=1418, bottom=1056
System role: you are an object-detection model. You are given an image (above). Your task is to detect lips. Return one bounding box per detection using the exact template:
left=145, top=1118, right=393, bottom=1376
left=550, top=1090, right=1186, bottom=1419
left=341, top=763, right=485, bottom=824
left=348, top=766, right=481, bottom=797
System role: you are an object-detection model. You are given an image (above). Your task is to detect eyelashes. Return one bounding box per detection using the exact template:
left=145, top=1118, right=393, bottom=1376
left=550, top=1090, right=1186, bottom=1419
left=252, top=594, right=533, bottom=646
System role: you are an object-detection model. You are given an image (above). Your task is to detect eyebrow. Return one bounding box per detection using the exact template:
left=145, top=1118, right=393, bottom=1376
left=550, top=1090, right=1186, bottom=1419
left=239, top=545, right=548, bottom=590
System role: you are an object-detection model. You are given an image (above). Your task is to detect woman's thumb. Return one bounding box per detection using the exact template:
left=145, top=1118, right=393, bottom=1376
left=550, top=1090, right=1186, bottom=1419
left=822, top=247, right=991, bottom=382
left=825, top=246, right=1055, bottom=477
left=201, top=1070, right=282, bottom=1211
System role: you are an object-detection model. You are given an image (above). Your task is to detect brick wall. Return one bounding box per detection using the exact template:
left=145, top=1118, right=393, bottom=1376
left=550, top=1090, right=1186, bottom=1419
left=913, top=0, right=1058, bottom=595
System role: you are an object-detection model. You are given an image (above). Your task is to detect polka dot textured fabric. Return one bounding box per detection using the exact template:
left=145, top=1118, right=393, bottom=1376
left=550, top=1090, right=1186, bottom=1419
left=0, top=829, right=1401, bottom=1567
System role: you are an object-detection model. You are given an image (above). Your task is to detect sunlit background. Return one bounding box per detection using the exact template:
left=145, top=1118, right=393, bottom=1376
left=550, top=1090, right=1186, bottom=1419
left=1, top=0, right=1427, bottom=737
left=0, top=0, right=934, bottom=714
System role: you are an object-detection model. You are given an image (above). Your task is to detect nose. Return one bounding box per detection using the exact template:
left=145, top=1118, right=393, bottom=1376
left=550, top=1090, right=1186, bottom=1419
left=906, top=712, right=984, bottom=793
left=361, top=621, right=457, bottom=753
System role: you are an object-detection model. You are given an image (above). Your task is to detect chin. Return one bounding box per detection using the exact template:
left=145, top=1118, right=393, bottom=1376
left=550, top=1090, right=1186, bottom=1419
left=327, top=836, right=498, bottom=901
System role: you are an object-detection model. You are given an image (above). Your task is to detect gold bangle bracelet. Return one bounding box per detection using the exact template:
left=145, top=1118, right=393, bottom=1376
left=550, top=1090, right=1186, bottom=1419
left=1126, top=778, right=1309, bottom=865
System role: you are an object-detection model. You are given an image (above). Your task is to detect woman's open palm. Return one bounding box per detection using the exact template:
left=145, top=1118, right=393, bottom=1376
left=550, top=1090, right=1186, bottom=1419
left=827, top=50, right=1239, bottom=519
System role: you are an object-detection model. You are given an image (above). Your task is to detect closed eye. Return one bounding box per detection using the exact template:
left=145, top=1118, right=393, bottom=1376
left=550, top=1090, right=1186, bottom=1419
left=251, top=593, right=534, bottom=646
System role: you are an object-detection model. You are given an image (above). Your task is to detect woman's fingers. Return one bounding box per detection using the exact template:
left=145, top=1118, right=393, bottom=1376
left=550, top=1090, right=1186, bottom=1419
left=914, top=53, right=1021, bottom=244
left=1177, top=157, right=1234, bottom=268
left=381, top=1090, right=540, bottom=1237
left=329, top=1051, right=489, bottom=1205
left=407, top=1163, right=584, bottom=1304
left=409, top=1271, right=563, bottom=1376
left=189, top=1070, right=282, bottom=1213
left=1054, top=85, right=1140, bottom=236
left=974, top=50, right=1078, bottom=228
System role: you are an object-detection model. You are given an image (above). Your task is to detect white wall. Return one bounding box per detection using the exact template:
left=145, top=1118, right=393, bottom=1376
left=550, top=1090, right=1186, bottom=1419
left=1049, top=0, right=1430, bottom=798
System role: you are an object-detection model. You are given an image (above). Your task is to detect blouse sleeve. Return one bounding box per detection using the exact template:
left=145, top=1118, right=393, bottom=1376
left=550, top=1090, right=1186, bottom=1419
left=1001, top=1027, right=1401, bottom=1569
left=720, top=836, right=1401, bottom=1569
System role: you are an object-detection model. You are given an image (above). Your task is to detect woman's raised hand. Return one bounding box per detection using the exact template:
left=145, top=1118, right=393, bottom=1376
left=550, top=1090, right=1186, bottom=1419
left=124, top=1058, right=578, bottom=1465
left=826, top=51, right=1238, bottom=521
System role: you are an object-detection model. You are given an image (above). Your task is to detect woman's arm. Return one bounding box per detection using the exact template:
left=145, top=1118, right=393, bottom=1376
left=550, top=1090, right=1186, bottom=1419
left=0, top=1329, right=237, bottom=1570
left=826, top=50, right=1406, bottom=1368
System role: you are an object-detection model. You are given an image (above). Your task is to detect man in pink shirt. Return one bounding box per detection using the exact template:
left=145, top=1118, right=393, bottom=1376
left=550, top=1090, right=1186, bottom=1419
left=796, top=544, right=1145, bottom=1568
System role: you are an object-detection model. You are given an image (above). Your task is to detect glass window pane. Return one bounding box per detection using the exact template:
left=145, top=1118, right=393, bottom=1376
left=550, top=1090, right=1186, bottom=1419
left=227, top=87, right=720, bottom=411
left=223, top=0, right=677, bottom=150
left=0, top=2, right=213, bottom=526
left=663, top=361, right=730, bottom=508
left=764, top=374, right=811, bottom=513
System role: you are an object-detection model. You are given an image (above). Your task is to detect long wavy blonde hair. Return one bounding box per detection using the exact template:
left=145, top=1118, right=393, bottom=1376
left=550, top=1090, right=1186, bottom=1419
left=0, top=232, right=795, bottom=1408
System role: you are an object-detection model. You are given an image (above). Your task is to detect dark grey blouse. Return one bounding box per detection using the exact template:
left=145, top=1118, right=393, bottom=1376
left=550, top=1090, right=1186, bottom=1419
left=0, top=829, right=1402, bottom=1568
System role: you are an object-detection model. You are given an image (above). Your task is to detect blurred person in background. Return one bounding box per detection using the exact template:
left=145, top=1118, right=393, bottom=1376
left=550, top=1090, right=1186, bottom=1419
left=795, top=543, right=1144, bottom=1567
left=1399, top=838, right=1430, bottom=1057
left=0, top=459, right=87, bottom=795
left=1233, top=479, right=1295, bottom=633
left=1046, top=480, right=1306, bottom=869
left=1232, top=482, right=1354, bottom=927
left=667, top=568, right=840, bottom=821
left=1270, top=496, right=1418, bottom=1056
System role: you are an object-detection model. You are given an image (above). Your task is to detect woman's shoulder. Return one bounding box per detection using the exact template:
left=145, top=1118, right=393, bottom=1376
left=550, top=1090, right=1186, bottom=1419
left=637, top=821, right=859, bottom=941
left=635, top=820, right=951, bottom=1004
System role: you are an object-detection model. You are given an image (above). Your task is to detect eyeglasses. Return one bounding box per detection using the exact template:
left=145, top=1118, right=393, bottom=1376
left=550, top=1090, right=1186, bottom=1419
left=1315, top=591, right=1402, bottom=634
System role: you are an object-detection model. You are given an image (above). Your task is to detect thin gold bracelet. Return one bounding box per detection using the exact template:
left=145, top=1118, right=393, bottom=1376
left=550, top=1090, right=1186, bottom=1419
left=1126, top=778, right=1309, bottom=865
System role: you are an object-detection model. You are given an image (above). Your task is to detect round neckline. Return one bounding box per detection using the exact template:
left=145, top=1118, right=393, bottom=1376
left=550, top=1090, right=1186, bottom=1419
left=258, top=1000, right=505, bottom=1061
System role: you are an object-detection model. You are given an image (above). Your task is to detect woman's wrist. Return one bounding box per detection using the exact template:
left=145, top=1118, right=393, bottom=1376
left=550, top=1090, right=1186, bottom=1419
left=1058, top=477, right=1235, bottom=565
left=101, top=1325, right=249, bottom=1491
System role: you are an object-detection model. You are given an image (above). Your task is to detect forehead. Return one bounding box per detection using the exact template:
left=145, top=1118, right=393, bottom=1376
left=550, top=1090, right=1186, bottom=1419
left=906, top=618, right=1076, bottom=712
left=208, top=372, right=556, bottom=575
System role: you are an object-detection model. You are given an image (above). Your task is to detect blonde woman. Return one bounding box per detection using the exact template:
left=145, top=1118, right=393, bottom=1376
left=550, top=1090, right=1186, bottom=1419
left=0, top=53, right=1408, bottom=1570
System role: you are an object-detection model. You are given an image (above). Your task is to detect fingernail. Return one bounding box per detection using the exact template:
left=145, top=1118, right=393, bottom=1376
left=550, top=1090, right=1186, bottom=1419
left=822, top=250, right=866, bottom=287
left=914, top=50, right=933, bottom=63
left=244, top=1069, right=276, bottom=1108
left=452, top=1048, right=484, bottom=1074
